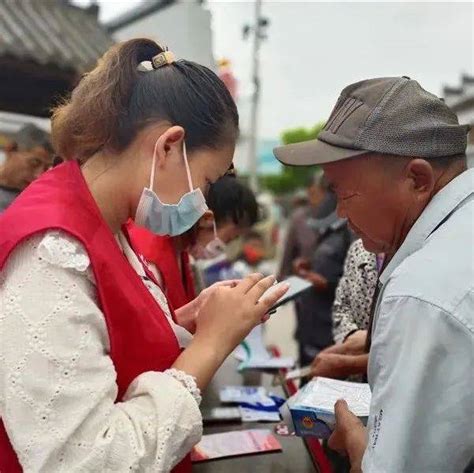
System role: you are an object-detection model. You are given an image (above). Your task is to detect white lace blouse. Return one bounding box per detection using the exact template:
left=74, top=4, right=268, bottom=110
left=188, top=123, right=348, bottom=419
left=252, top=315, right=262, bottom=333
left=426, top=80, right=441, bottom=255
left=0, top=231, right=202, bottom=472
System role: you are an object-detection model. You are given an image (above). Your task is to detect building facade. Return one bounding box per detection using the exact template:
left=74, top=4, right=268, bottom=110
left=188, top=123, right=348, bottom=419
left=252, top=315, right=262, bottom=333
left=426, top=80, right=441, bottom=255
left=0, top=0, right=113, bottom=144
left=107, top=0, right=215, bottom=70
left=443, top=74, right=474, bottom=168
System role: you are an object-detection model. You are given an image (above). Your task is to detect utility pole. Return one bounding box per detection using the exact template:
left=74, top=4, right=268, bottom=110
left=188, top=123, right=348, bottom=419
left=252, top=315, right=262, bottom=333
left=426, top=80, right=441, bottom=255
left=244, top=0, right=268, bottom=193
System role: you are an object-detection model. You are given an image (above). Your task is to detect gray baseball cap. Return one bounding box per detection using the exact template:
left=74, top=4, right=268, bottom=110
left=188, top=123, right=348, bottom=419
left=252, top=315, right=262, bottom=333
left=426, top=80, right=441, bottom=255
left=274, top=76, right=470, bottom=166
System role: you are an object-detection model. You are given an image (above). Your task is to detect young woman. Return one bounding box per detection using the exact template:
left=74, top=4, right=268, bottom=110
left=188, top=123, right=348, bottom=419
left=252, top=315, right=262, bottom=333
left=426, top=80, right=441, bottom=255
left=0, top=39, right=288, bottom=473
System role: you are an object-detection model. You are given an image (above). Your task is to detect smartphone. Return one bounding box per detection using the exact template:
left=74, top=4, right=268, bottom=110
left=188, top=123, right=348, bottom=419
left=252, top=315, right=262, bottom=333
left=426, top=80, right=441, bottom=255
left=262, top=276, right=313, bottom=312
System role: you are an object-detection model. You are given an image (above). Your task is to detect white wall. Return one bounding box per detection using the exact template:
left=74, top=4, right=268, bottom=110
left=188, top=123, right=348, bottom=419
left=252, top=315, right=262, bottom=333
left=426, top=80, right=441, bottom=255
left=112, top=2, right=215, bottom=70
left=0, top=111, right=50, bottom=135
left=454, top=107, right=474, bottom=169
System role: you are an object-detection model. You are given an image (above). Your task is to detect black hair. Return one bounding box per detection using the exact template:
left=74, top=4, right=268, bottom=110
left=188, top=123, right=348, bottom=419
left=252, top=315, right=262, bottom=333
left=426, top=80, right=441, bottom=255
left=207, top=176, right=258, bottom=227
left=52, top=38, right=239, bottom=160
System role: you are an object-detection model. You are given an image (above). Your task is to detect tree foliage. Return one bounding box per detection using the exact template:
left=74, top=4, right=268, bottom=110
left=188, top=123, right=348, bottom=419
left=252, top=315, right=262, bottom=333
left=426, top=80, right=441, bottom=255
left=261, top=121, right=325, bottom=195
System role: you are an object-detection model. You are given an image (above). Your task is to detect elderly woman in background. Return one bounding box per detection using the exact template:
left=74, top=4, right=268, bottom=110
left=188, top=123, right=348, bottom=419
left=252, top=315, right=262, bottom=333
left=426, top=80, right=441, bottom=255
left=310, top=239, right=382, bottom=379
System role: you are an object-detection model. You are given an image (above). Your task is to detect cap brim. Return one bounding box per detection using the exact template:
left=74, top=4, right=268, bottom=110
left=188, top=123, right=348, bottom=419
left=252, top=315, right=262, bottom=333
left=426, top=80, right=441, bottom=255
left=273, top=138, right=367, bottom=166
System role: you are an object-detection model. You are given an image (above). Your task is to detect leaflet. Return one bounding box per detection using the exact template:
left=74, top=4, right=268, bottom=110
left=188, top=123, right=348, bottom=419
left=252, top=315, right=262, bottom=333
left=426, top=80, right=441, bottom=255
left=191, top=429, right=282, bottom=462
left=297, top=377, right=371, bottom=417
left=219, top=386, right=274, bottom=406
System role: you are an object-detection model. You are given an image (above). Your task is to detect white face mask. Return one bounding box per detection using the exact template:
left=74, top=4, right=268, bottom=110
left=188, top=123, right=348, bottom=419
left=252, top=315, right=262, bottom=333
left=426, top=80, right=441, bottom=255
left=190, top=219, right=226, bottom=260
left=135, top=140, right=208, bottom=236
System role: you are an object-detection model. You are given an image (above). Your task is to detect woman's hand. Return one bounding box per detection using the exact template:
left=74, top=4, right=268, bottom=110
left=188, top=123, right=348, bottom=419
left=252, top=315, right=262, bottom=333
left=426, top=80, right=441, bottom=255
left=328, top=400, right=367, bottom=473
left=173, top=273, right=289, bottom=390
left=174, top=280, right=240, bottom=334
left=194, top=273, right=289, bottom=358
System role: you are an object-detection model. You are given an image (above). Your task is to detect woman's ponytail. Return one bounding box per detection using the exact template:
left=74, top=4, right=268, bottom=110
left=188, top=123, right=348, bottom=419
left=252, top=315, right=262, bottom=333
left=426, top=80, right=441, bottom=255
left=52, top=39, right=163, bottom=161
left=52, top=38, right=238, bottom=161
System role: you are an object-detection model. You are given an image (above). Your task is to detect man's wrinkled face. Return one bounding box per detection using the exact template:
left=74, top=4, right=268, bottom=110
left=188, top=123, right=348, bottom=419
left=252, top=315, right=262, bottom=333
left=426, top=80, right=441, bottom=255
left=323, top=156, right=417, bottom=255
left=4, top=146, right=52, bottom=190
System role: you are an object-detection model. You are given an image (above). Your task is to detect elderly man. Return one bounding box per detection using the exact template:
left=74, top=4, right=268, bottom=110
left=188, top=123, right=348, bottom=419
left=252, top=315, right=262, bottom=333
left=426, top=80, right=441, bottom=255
left=274, top=77, right=473, bottom=472
left=0, top=124, right=53, bottom=212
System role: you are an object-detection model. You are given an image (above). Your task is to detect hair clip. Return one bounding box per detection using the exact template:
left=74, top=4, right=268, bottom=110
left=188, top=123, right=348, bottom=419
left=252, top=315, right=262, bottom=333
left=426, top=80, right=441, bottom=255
left=137, top=50, right=175, bottom=72
left=152, top=51, right=175, bottom=69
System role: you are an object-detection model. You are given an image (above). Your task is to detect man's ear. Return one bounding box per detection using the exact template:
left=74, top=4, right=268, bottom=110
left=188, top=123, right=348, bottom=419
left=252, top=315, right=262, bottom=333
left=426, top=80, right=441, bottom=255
left=405, top=159, right=435, bottom=197
left=153, top=126, right=185, bottom=169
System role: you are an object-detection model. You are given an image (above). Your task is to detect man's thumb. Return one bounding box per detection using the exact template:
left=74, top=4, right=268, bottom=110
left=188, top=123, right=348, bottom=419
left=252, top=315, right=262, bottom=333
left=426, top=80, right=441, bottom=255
left=334, top=399, right=350, bottom=421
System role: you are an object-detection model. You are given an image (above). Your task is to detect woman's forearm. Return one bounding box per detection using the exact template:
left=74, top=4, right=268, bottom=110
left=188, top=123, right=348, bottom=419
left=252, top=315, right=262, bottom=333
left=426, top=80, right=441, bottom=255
left=172, top=336, right=227, bottom=391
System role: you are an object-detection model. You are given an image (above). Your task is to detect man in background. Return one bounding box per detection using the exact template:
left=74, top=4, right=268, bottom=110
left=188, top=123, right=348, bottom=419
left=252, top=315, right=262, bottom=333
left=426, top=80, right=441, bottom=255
left=278, top=172, right=328, bottom=280
left=0, top=124, right=53, bottom=212
left=294, top=188, right=352, bottom=365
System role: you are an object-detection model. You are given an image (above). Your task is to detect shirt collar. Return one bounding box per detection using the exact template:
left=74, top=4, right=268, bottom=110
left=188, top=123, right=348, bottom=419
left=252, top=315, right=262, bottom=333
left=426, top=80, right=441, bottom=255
left=380, top=168, right=474, bottom=285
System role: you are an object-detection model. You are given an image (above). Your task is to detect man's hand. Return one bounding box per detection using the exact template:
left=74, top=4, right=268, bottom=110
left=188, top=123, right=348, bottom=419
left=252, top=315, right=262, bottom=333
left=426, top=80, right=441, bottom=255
left=292, top=257, right=311, bottom=274
left=328, top=400, right=367, bottom=473
left=322, top=330, right=368, bottom=356
left=175, top=280, right=239, bottom=333
left=298, top=269, right=328, bottom=291
left=311, top=353, right=354, bottom=379
left=343, top=330, right=368, bottom=355
left=310, top=352, right=369, bottom=379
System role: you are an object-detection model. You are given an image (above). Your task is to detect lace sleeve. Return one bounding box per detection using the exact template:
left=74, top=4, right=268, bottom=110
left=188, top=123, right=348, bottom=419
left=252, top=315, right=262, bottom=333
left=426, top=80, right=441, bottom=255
left=0, top=231, right=202, bottom=472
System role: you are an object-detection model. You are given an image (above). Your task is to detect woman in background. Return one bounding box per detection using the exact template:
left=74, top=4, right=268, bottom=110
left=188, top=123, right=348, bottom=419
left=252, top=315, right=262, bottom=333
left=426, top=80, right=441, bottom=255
left=128, top=175, right=258, bottom=311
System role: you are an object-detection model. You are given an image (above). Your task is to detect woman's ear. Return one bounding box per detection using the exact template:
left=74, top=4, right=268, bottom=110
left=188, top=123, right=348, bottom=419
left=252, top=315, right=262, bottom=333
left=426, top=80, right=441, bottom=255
left=154, top=125, right=185, bottom=169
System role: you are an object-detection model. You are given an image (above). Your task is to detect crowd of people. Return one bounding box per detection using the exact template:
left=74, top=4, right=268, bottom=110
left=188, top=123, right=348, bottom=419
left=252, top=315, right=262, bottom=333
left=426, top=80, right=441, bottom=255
left=0, top=38, right=472, bottom=473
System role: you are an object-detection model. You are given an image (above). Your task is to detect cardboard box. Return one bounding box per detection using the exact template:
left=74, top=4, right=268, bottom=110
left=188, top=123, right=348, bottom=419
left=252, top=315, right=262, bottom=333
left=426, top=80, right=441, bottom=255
left=280, top=377, right=371, bottom=439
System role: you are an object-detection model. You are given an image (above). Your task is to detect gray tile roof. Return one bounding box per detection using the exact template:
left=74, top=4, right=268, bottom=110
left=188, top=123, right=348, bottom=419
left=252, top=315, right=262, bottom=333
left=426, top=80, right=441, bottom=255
left=0, top=0, right=114, bottom=73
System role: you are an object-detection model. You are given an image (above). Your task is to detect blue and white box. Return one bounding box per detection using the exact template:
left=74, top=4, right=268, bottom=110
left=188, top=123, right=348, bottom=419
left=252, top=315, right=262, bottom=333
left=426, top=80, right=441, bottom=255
left=280, top=377, right=371, bottom=439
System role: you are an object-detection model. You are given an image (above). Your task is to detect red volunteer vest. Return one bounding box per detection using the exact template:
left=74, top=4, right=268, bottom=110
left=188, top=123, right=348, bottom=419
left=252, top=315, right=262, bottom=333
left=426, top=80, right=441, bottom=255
left=127, top=223, right=196, bottom=310
left=0, top=161, right=191, bottom=472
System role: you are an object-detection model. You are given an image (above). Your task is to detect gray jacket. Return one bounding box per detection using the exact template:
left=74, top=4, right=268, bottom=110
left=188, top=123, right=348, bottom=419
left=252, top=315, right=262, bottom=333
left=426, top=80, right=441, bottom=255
left=295, top=209, right=352, bottom=354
